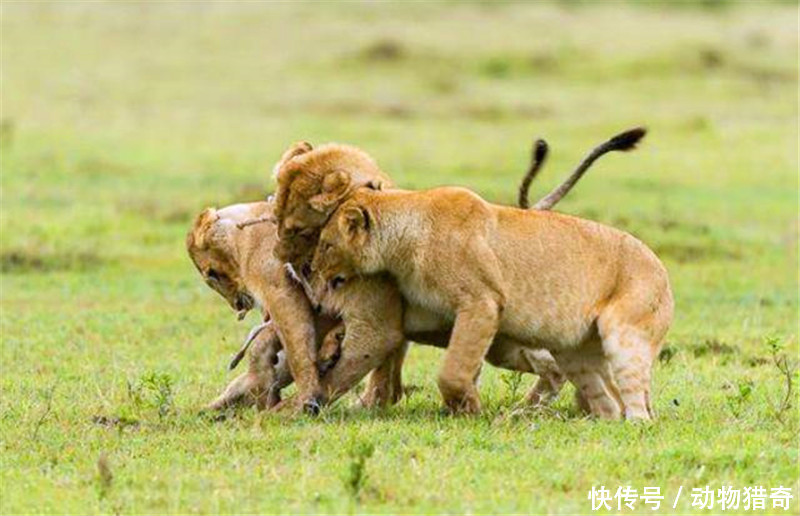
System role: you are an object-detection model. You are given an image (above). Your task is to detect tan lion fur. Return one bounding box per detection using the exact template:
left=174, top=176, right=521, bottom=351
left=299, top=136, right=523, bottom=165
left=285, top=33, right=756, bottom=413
left=271, top=135, right=636, bottom=412
left=312, top=187, right=674, bottom=419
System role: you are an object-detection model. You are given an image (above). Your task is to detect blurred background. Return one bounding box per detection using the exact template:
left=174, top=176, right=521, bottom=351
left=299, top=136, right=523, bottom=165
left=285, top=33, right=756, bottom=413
left=1, top=2, right=797, bottom=514
left=2, top=2, right=797, bottom=267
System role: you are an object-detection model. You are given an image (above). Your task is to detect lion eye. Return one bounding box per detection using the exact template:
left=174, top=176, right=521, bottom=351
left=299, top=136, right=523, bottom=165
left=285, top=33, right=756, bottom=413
left=207, top=268, right=222, bottom=281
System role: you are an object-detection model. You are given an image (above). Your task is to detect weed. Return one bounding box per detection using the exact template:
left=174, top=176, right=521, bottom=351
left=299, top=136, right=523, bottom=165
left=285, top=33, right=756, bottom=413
left=96, top=453, right=113, bottom=500
left=765, top=336, right=798, bottom=425
left=124, top=371, right=175, bottom=422
left=725, top=380, right=753, bottom=419
left=30, top=384, right=56, bottom=442
left=500, top=371, right=524, bottom=404
left=344, top=440, right=375, bottom=501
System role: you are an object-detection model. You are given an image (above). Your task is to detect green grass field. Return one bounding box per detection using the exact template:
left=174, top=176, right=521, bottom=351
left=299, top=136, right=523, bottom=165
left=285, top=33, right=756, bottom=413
left=1, top=2, right=798, bottom=514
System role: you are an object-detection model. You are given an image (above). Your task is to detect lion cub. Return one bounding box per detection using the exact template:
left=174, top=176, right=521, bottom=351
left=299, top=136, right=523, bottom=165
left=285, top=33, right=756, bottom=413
left=312, top=186, right=673, bottom=419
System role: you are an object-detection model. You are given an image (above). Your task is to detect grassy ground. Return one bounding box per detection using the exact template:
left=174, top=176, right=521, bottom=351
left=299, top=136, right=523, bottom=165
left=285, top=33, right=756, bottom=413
left=1, top=2, right=798, bottom=514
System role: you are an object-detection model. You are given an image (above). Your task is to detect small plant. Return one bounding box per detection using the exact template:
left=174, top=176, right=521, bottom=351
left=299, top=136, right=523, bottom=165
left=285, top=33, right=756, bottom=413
left=141, top=372, right=175, bottom=420
left=344, top=441, right=375, bottom=500
left=765, top=336, right=797, bottom=425
left=96, top=453, right=113, bottom=500
left=501, top=371, right=524, bottom=404
left=31, top=383, right=56, bottom=442
left=126, top=378, right=145, bottom=412
left=725, top=380, right=753, bottom=418
left=124, top=371, right=175, bottom=421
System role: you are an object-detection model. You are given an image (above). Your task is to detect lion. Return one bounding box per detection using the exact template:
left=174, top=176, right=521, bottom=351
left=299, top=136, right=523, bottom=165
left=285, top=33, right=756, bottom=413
left=189, top=138, right=569, bottom=412
left=271, top=130, right=648, bottom=413
left=310, top=131, right=674, bottom=420
left=187, top=201, right=336, bottom=411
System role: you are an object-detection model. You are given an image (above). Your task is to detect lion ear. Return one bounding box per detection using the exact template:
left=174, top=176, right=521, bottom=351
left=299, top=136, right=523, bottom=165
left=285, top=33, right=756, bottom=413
left=308, top=170, right=352, bottom=214
left=272, top=141, right=313, bottom=179
left=338, top=205, right=370, bottom=241
left=364, top=179, right=384, bottom=191
left=189, top=207, right=219, bottom=249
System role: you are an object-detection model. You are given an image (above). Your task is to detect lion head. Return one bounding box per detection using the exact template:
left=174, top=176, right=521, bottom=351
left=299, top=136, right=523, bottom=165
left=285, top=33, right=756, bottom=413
left=272, top=141, right=392, bottom=269
left=186, top=203, right=271, bottom=319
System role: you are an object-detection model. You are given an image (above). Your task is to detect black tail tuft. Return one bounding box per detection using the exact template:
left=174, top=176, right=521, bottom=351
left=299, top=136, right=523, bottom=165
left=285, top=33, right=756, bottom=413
left=607, top=127, right=647, bottom=152
left=532, top=138, right=549, bottom=163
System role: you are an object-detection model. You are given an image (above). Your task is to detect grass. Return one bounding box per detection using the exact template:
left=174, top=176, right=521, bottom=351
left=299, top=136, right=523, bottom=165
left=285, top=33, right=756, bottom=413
left=1, top=2, right=798, bottom=514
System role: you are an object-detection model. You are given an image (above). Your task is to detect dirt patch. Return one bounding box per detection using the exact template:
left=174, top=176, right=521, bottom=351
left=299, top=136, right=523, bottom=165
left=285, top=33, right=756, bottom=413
left=692, top=339, right=739, bottom=358
left=611, top=215, right=711, bottom=236
left=118, top=197, right=196, bottom=225
left=652, top=242, right=742, bottom=264
left=477, top=51, right=562, bottom=79
left=698, top=47, right=725, bottom=70
left=91, top=415, right=140, bottom=430
left=295, top=100, right=414, bottom=119
left=77, top=157, right=135, bottom=178
left=1, top=249, right=106, bottom=274
left=360, top=40, right=405, bottom=62
left=747, top=356, right=769, bottom=367
left=458, top=102, right=553, bottom=121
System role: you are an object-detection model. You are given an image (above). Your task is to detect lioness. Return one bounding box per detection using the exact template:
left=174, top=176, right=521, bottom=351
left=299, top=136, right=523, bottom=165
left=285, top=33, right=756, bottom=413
left=310, top=166, right=674, bottom=420
left=190, top=139, right=569, bottom=411
left=273, top=130, right=651, bottom=414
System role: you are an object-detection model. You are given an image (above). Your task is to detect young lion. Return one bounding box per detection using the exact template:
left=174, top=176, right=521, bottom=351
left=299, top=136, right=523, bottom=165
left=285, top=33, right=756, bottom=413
left=272, top=129, right=653, bottom=414
left=311, top=175, right=674, bottom=419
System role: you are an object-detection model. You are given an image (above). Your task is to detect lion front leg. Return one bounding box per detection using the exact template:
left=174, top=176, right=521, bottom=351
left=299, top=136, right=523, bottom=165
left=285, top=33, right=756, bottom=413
left=438, top=295, right=502, bottom=414
left=263, top=270, right=324, bottom=414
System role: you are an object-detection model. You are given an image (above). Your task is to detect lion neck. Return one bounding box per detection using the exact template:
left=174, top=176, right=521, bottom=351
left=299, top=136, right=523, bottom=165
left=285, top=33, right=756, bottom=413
left=351, top=189, right=424, bottom=279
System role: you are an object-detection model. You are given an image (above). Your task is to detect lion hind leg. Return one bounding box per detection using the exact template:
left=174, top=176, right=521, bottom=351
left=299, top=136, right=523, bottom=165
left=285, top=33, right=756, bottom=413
left=600, top=327, right=654, bottom=421
left=557, top=344, right=623, bottom=420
